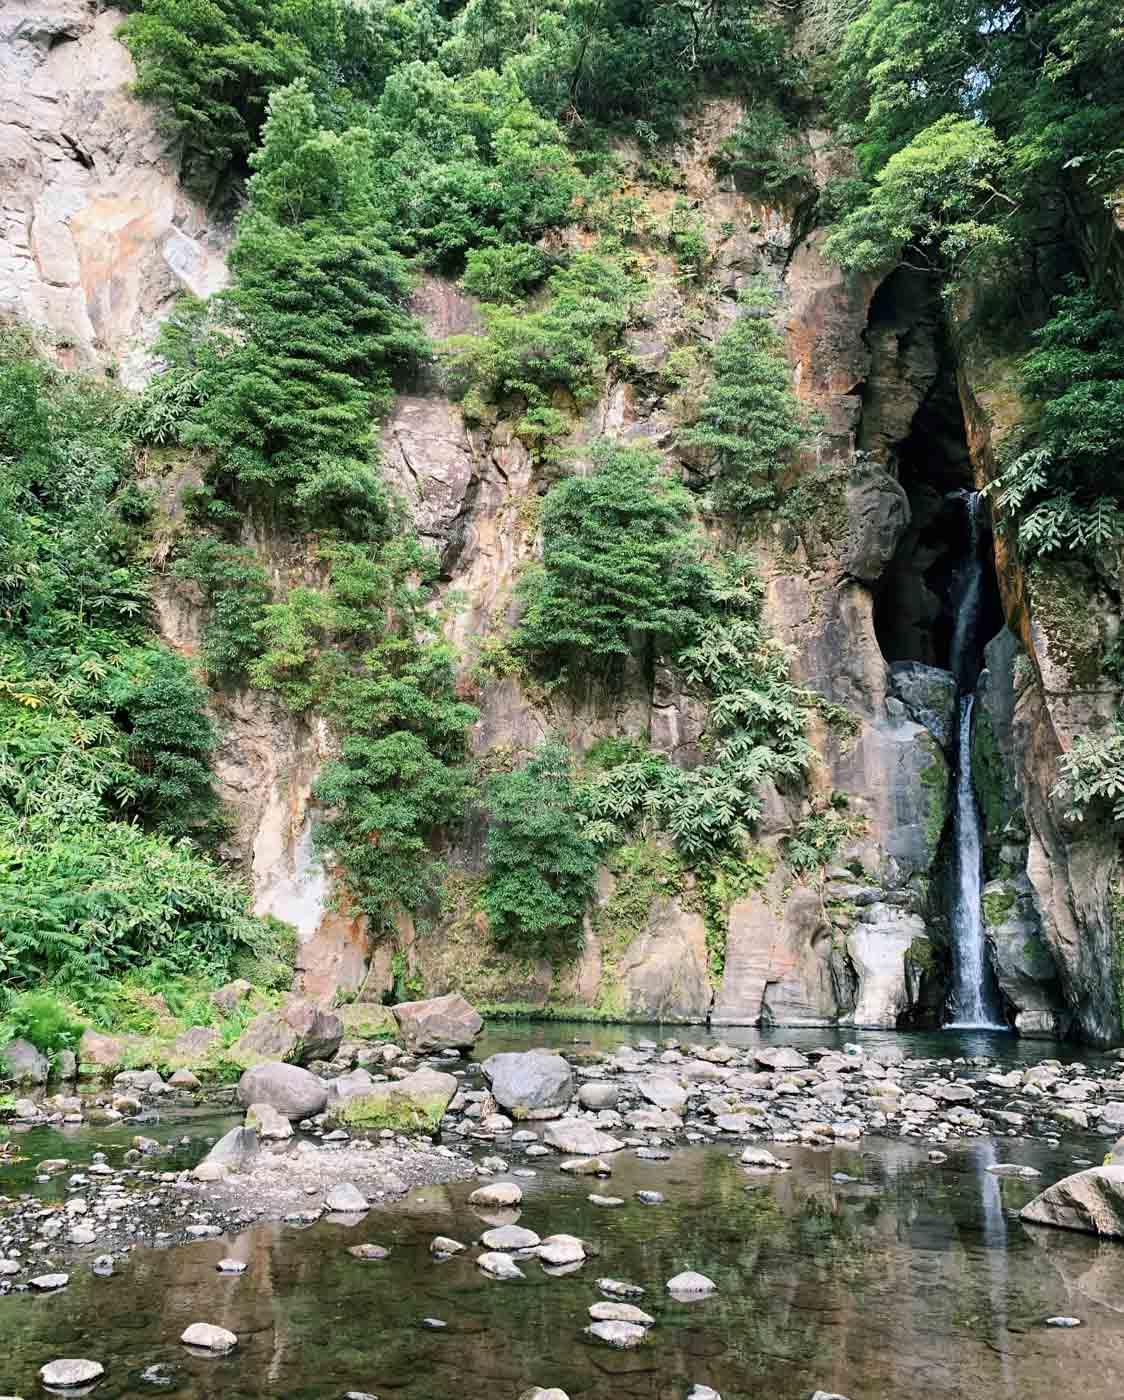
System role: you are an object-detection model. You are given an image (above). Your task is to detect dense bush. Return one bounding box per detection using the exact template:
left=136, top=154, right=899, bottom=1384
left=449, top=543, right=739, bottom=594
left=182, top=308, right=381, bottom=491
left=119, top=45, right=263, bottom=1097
left=482, top=743, right=600, bottom=963
left=0, top=990, right=85, bottom=1056
left=513, top=440, right=711, bottom=682
left=680, top=292, right=812, bottom=517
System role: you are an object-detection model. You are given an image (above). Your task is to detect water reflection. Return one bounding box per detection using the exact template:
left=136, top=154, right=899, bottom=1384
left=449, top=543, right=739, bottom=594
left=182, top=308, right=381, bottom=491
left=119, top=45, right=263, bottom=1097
left=3, top=1135, right=1122, bottom=1399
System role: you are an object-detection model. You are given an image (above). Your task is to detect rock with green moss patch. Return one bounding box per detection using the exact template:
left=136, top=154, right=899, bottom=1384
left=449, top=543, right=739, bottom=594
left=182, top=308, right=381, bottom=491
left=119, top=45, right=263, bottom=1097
left=336, top=1004, right=398, bottom=1041
left=326, top=1067, right=457, bottom=1134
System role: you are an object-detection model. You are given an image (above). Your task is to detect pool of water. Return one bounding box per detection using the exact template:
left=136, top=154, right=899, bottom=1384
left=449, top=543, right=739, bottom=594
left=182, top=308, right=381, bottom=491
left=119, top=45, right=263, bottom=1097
left=3, top=1024, right=1121, bottom=1398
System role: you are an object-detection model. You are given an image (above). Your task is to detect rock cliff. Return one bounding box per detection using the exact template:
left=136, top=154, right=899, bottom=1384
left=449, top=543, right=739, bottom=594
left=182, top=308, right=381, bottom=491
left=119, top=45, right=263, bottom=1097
left=5, top=2, right=1120, bottom=1040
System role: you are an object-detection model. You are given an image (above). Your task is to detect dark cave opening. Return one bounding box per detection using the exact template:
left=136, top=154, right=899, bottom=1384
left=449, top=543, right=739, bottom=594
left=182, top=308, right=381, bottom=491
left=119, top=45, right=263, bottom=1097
left=865, top=270, right=1005, bottom=680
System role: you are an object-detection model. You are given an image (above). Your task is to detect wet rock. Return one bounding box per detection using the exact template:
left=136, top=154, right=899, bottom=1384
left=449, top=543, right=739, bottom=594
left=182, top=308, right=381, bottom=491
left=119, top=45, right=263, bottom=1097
left=888, top=662, right=958, bottom=750
left=1, top=1037, right=48, bottom=1085
left=538, top=1234, right=585, bottom=1266
left=181, top=1323, right=238, bottom=1352
left=636, top=1076, right=689, bottom=1114
left=430, top=1236, right=465, bottom=1255
left=348, top=1244, right=390, bottom=1261
left=481, top=1224, right=540, bottom=1250
left=30, top=1273, right=69, bottom=1291
left=469, top=1181, right=522, bottom=1207
left=986, top=1163, right=1041, bottom=1178
left=326, top=1182, right=368, bottom=1213
left=39, top=1360, right=104, bottom=1388
left=598, top=1278, right=645, bottom=1298
left=585, top=1319, right=646, bottom=1347
left=589, top=1301, right=654, bottom=1326
left=740, top=1147, right=790, bottom=1171
left=326, top=1067, right=457, bottom=1134
left=636, top=1190, right=664, bottom=1205
left=139, top=1362, right=177, bottom=1385
left=245, top=1102, right=294, bottom=1140
left=687, top=1388, right=720, bottom=1400
left=542, top=1121, right=624, bottom=1155
left=811, top=1392, right=851, bottom=1400
left=588, top=1194, right=625, bottom=1206
left=391, top=992, right=482, bottom=1053
left=482, top=1050, right=574, bottom=1120
left=559, top=1156, right=611, bottom=1176
left=230, top=997, right=342, bottom=1067
left=217, top=1259, right=247, bottom=1273
left=1021, top=1165, right=1124, bottom=1237
left=477, top=1251, right=525, bottom=1279
left=666, top=1270, right=716, bottom=1297
left=92, top=1256, right=114, bottom=1278
left=195, top=1126, right=258, bottom=1177
left=1045, top=1316, right=1082, bottom=1327
left=519, top=1389, right=569, bottom=1400
left=237, top=1062, right=329, bottom=1119
left=578, top=1083, right=619, bottom=1111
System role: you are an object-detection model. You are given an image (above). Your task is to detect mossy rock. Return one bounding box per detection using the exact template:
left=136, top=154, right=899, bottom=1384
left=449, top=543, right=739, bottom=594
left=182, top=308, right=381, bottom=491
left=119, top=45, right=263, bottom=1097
left=326, top=1067, right=457, bottom=1135
left=336, top=1004, right=397, bottom=1040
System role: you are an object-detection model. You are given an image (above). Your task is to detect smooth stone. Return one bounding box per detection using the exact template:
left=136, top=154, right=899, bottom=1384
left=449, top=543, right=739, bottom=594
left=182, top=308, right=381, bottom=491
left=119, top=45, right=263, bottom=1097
left=469, top=1181, right=523, bottom=1207
left=519, top=1390, right=569, bottom=1400
left=588, top=1194, right=625, bottom=1207
left=559, top=1156, right=611, bottom=1176
left=477, top=1251, right=525, bottom=1279
left=348, top=1244, right=390, bottom=1261
left=740, top=1147, right=790, bottom=1171
left=585, top=1320, right=646, bottom=1348
left=325, top=1182, right=369, bottom=1213
left=987, top=1163, right=1041, bottom=1178
left=1021, top=1165, right=1124, bottom=1237
left=636, top=1190, right=664, bottom=1205
left=39, top=1360, right=104, bottom=1388
left=421, top=1317, right=447, bottom=1329
left=181, top=1323, right=237, bottom=1352
left=480, top=1225, right=540, bottom=1251
left=541, top=1121, right=624, bottom=1156
left=589, top=1301, right=654, bottom=1326
left=687, top=1388, right=721, bottom=1400
left=537, top=1234, right=585, bottom=1266
left=430, top=1236, right=465, bottom=1255
left=666, top=1270, right=716, bottom=1296
left=30, top=1273, right=69, bottom=1291
left=1045, top=1315, right=1082, bottom=1327
left=598, top=1277, right=645, bottom=1298
left=217, top=1259, right=247, bottom=1273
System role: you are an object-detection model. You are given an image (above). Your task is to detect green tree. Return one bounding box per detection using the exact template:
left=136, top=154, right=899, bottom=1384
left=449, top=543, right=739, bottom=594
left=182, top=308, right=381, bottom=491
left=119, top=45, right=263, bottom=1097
left=482, top=742, right=599, bottom=962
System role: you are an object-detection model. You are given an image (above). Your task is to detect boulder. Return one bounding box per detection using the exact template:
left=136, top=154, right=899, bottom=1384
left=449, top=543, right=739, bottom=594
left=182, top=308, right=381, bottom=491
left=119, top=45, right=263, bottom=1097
left=636, top=1075, right=688, bottom=1114
left=0, top=1037, right=48, bottom=1085
left=229, top=997, right=342, bottom=1067
left=391, top=992, right=482, bottom=1052
left=325, top=1067, right=457, bottom=1134
left=324, top=1067, right=376, bottom=1104
left=478, top=1251, right=525, bottom=1279
left=245, top=1102, right=293, bottom=1140
left=39, top=1360, right=105, bottom=1388
left=542, top=1121, right=625, bottom=1156
left=212, top=979, right=254, bottom=1014
left=78, top=1029, right=142, bottom=1075
left=237, top=1062, right=328, bottom=1119
left=578, top=1082, right=619, bottom=1111
left=843, top=460, right=910, bottom=582
left=170, top=1026, right=220, bottom=1065
left=469, top=1181, right=523, bottom=1207
left=196, top=1126, right=258, bottom=1176
left=482, top=1050, right=574, bottom=1119
left=325, top=1182, right=368, bottom=1213
left=1021, top=1165, right=1124, bottom=1237
left=182, top=1323, right=238, bottom=1352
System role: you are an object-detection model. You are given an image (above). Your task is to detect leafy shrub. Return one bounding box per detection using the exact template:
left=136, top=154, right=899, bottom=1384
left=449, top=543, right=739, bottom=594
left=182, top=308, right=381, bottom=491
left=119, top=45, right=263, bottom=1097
left=782, top=793, right=862, bottom=873
left=1054, top=724, right=1124, bottom=824
left=173, top=538, right=272, bottom=684
left=0, top=990, right=85, bottom=1056
left=482, top=742, right=600, bottom=963
left=513, top=439, right=711, bottom=682
left=460, top=243, right=549, bottom=302
left=680, top=291, right=812, bottom=517
left=714, top=103, right=816, bottom=205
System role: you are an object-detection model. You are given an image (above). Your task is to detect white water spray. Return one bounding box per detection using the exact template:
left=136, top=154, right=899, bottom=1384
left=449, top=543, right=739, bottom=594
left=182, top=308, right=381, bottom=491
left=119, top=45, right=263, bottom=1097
left=947, top=493, right=1005, bottom=1029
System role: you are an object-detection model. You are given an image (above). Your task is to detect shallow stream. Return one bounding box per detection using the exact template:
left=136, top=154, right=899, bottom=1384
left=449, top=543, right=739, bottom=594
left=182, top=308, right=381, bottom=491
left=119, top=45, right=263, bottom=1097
left=3, top=1024, right=1123, bottom=1399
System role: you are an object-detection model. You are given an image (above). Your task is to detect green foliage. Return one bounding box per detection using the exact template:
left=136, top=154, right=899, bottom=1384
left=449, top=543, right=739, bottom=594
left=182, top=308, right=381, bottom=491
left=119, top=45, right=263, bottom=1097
left=714, top=103, right=816, bottom=206
left=513, top=439, right=711, bottom=683
left=782, top=793, right=862, bottom=874
left=482, top=742, right=600, bottom=963
left=174, top=537, right=272, bottom=683
left=0, top=990, right=85, bottom=1056
left=1054, top=723, right=1124, bottom=824
left=461, top=243, right=549, bottom=302
left=697, top=845, right=773, bottom=983
left=314, top=635, right=478, bottom=934
left=595, top=841, right=685, bottom=956
left=986, top=284, right=1124, bottom=558
left=443, top=249, right=640, bottom=415
left=680, top=292, right=811, bottom=517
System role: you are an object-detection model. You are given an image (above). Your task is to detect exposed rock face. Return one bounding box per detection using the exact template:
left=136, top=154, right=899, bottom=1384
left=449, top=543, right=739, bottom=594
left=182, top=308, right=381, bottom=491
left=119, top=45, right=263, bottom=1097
left=889, top=662, right=958, bottom=752
left=392, top=992, right=482, bottom=1052
left=0, top=0, right=226, bottom=381
left=844, top=459, right=911, bottom=582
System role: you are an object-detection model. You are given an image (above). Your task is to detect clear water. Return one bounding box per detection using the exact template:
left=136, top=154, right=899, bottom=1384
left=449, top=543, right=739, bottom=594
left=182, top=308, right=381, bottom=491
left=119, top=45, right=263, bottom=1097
left=2, top=1026, right=1119, bottom=1399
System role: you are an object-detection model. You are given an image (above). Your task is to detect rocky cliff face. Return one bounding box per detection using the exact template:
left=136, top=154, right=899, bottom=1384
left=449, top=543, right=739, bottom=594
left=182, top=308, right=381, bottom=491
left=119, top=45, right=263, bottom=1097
left=7, top=4, right=1120, bottom=1041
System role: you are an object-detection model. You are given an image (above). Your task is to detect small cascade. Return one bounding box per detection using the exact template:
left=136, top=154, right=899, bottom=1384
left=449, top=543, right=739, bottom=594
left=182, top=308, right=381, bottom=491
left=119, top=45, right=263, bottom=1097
left=947, top=492, right=1005, bottom=1029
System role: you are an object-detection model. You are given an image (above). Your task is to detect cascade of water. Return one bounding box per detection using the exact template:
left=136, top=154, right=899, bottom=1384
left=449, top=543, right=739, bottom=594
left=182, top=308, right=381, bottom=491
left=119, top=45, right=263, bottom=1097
left=947, top=492, right=1005, bottom=1029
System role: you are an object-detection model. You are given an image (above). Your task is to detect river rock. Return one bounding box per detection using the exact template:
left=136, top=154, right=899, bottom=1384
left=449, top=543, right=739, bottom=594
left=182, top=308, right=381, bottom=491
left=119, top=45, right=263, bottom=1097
left=230, top=997, right=342, bottom=1067
left=636, top=1075, right=688, bottom=1114
left=589, top=1194, right=624, bottom=1206
left=245, top=1102, right=293, bottom=1140
left=741, top=1147, right=790, bottom=1170
left=431, top=1236, right=465, bottom=1254
left=1021, top=1164, right=1124, bottom=1237
left=181, top=1323, right=238, bottom=1352
left=217, top=1258, right=247, bottom=1273
left=589, top=1301, right=654, bottom=1326
left=753, top=1046, right=809, bottom=1071
left=326, top=1182, right=368, bottom=1213
left=483, top=1050, right=574, bottom=1119
left=237, top=1062, right=328, bottom=1118
left=481, top=1224, right=540, bottom=1250
left=578, top=1082, right=619, bottom=1111
left=598, top=1278, right=645, bottom=1298
left=585, top=1319, right=646, bottom=1347
left=348, top=1244, right=389, bottom=1260
left=325, top=1067, right=457, bottom=1133
left=196, top=1126, right=258, bottom=1176
left=519, top=1390, right=569, bottom=1400
left=477, top=1251, right=525, bottom=1279
left=169, top=1068, right=202, bottom=1089
left=391, top=992, right=482, bottom=1052
left=0, top=1037, right=48, bottom=1085
left=39, top=1360, right=104, bottom=1388
left=78, top=1029, right=141, bottom=1073
left=667, top=1270, right=716, bottom=1296
left=560, top=1156, right=611, bottom=1175
left=30, top=1273, right=69, bottom=1290
left=469, top=1181, right=523, bottom=1207
left=542, top=1121, right=624, bottom=1155
left=538, top=1234, right=585, bottom=1265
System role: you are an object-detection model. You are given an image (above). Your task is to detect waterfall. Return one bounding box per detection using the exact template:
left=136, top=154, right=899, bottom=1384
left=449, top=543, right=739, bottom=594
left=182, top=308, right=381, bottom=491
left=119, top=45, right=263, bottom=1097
left=947, top=493, right=1005, bottom=1029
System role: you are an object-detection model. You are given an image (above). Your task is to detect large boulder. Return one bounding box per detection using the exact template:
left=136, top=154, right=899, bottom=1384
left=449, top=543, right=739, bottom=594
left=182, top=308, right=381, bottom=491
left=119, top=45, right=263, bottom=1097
left=336, top=1004, right=398, bottom=1040
left=198, top=1126, right=258, bottom=1174
left=236, top=1062, right=328, bottom=1119
left=843, top=459, right=910, bottom=583
left=325, top=1067, right=457, bottom=1134
left=0, top=1038, right=49, bottom=1085
left=229, top=997, right=342, bottom=1068
left=391, top=993, right=482, bottom=1052
left=1021, top=1165, right=1124, bottom=1237
left=482, top=1051, right=574, bottom=1120
left=78, top=1029, right=143, bottom=1075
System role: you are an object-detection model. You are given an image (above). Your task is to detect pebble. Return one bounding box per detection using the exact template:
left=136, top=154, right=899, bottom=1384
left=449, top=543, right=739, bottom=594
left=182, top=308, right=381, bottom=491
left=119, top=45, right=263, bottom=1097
left=636, top=1190, right=664, bottom=1205
left=181, top=1322, right=238, bottom=1352
left=217, top=1259, right=248, bottom=1273
left=1044, top=1315, right=1082, bottom=1327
